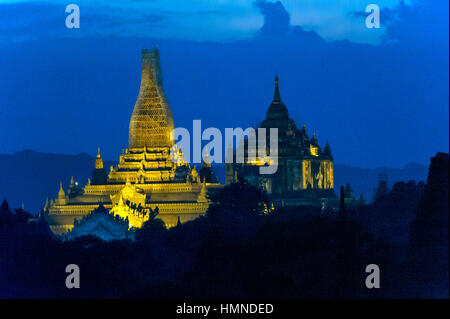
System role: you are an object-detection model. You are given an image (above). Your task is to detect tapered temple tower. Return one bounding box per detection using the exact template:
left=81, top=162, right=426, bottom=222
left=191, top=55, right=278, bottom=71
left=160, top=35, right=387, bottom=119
left=129, top=49, right=174, bottom=149
left=45, top=49, right=222, bottom=236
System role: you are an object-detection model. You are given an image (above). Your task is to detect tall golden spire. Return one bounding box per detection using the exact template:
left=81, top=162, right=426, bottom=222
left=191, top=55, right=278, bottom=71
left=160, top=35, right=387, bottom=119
left=129, top=48, right=174, bottom=149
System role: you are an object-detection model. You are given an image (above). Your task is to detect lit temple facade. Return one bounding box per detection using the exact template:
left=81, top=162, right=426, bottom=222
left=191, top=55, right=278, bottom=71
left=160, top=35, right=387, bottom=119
left=225, top=76, right=336, bottom=207
left=45, top=49, right=221, bottom=235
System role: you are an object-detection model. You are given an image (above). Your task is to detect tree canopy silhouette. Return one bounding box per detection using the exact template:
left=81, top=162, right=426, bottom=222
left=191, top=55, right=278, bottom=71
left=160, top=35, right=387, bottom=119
left=206, top=179, right=269, bottom=226
left=134, top=207, right=167, bottom=243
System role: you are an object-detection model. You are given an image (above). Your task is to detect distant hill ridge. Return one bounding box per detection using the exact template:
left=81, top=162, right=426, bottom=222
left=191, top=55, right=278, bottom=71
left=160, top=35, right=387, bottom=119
left=0, top=150, right=428, bottom=214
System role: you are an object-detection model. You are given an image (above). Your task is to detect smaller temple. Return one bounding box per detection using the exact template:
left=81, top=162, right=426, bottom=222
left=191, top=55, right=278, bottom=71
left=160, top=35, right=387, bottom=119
left=226, top=76, right=340, bottom=208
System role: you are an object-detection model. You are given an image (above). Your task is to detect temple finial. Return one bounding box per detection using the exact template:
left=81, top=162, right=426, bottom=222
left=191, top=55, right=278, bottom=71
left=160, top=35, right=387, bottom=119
left=197, top=177, right=208, bottom=203
left=95, top=147, right=104, bottom=169
left=273, top=75, right=281, bottom=103
left=58, top=181, right=65, bottom=198
left=311, top=132, right=318, bottom=146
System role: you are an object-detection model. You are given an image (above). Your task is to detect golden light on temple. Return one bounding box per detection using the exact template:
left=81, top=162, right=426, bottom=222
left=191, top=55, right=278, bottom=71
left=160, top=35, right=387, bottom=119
left=44, top=49, right=222, bottom=236
left=310, top=145, right=319, bottom=157
left=245, top=156, right=272, bottom=166
left=95, top=147, right=104, bottom=169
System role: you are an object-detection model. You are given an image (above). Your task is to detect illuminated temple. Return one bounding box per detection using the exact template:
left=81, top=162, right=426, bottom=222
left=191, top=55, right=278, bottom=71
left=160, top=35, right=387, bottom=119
left=45, top=49, right=221, bottom=235
left=226, top=76, right=336, bottom=207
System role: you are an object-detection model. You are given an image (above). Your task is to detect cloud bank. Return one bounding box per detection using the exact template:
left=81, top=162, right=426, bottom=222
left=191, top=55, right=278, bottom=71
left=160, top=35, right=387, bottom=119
left=1, top=0, right=412, bottom=44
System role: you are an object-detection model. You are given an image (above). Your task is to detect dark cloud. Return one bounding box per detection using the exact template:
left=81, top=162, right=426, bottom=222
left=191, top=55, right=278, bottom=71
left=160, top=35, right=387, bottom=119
left=253, top=0, right=323, bottom=44
left=254, top=0, right=290, bottom=36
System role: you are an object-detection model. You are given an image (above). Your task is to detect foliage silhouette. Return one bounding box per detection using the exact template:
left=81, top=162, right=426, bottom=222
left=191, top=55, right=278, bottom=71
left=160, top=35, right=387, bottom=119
left=0, top=153, right=448, bottom=298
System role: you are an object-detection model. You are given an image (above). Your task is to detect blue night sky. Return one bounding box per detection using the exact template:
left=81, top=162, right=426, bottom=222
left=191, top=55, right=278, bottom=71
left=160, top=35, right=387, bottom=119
left=0, top=0, right=448, bottom=167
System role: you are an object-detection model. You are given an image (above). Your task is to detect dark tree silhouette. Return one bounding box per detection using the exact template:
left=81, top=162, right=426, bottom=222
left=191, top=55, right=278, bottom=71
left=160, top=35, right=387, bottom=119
left=1, top=154, right=448, bottom=298
left=206, top=179, right=269, bottom=225
left=134, top=207, right=167, bottom=243
left=0, top=198, right=9, bottom=213
left=409, top=152, right=449, bottom=297
left=339, top=185, right=346, bottom=220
